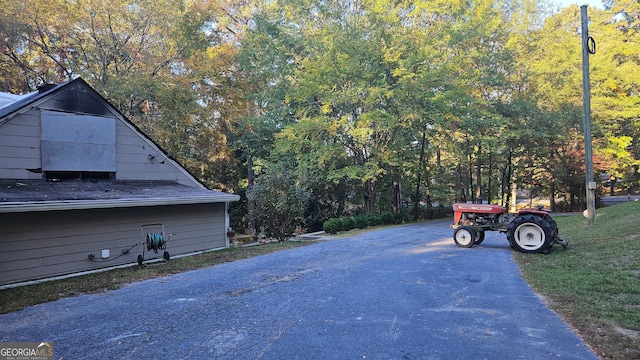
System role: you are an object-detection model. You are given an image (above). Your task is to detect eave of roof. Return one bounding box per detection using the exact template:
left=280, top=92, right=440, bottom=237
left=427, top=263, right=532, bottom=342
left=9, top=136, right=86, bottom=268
left=0, top=195, right=240, bottom=213
left=0, top=180, right=240, bottom=213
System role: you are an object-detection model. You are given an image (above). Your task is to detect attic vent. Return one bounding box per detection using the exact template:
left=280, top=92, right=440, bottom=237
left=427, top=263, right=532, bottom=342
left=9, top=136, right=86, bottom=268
left=41, top=110, right=116, bottom=172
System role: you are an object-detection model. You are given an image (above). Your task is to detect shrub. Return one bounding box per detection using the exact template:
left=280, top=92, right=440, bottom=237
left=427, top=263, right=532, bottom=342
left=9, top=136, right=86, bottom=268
left=367, top=215, right=381, bottom=226
left=246, top=166, right=310, bottom=241
left=381, top=212, right=394, bottom=225
left=393, top=211, right=406, bottom=224
left=340, top=217, right=356, bottom=231
left=323, top=214, right=385, bottom=234
left=323, top=218, right=341, bottom=234
left=354, top=215, right=370, bottom=229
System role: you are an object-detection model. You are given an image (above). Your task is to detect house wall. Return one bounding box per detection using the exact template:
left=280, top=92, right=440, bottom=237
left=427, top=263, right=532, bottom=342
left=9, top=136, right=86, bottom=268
left=114, top=118, right=195, bottom=185
left=0, top=203, right=226, bottom=286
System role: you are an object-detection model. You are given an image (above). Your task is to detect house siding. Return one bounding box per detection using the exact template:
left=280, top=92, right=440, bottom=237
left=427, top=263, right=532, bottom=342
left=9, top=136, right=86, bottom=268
left=0, top=109, right=41, bottom=179
left=0, top=203, right=226, bottom=286
left=115, top=118, right=199, bottom=186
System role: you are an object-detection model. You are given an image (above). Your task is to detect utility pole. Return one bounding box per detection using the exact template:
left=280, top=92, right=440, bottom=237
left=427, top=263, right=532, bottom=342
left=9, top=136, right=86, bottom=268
left=581, top=5, right=596, bottom=224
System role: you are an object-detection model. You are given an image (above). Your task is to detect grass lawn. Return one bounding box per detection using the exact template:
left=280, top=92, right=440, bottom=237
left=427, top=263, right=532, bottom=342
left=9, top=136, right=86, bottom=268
left=514, top=201, right=640, bottom=360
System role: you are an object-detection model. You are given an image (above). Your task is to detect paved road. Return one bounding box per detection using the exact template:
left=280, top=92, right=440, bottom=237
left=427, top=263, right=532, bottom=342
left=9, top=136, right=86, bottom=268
left=0, top=220, right=598, bottom=359
left=601, top=195, right=640, bottom=205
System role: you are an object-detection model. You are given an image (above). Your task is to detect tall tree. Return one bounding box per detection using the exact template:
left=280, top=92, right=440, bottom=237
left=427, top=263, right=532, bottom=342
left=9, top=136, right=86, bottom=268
left=277, top=0, right=405, bottom=215
left=0, top=0, right=247, bottom=189
left=589, top=0, right=640, bottom=190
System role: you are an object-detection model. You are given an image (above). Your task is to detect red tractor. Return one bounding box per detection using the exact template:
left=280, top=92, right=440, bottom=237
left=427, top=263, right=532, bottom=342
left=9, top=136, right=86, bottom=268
left=451, top=203, right=568, bottom=254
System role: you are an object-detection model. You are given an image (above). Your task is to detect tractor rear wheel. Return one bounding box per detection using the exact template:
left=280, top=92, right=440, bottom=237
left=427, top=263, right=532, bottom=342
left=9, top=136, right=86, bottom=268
left=507, top=215, right=553, bottom=254
left=453, top=226, right=476, bottom=248
left=547, top=216, right=559, bottom=236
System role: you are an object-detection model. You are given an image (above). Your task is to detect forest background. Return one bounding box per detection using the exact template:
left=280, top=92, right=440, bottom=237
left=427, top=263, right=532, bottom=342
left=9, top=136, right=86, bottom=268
left=1, top=0, right=638, bottom=238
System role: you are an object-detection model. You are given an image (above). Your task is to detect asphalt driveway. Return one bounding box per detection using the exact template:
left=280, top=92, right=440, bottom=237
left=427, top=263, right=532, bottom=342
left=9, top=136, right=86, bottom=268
left=0, top=219, right=598, bottom=359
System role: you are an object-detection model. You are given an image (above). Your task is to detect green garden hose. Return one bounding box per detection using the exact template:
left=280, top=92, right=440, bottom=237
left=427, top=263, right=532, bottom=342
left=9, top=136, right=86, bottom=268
left=146, top=233, right=165, bottom=253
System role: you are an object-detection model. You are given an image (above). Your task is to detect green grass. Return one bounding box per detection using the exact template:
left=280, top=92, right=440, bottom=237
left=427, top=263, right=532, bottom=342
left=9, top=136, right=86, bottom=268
left=514, top=201, right=640, bottom=360
left=0, top=241, right=310, bottom=314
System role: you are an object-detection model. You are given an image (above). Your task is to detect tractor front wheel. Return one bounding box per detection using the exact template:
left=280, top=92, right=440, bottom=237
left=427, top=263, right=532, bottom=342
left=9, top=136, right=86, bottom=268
left=506, top=215, right=553, bottom=254
left=453, top=226, right=476, bottom=248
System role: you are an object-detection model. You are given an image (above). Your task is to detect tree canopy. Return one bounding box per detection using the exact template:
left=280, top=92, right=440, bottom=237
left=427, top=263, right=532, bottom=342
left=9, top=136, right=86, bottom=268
left=2, top=0, right=638, bottom=234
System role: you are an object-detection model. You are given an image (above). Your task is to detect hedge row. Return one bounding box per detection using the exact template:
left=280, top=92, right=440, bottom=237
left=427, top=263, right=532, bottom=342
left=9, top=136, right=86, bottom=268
left=322, top=212, right=407, bottom=234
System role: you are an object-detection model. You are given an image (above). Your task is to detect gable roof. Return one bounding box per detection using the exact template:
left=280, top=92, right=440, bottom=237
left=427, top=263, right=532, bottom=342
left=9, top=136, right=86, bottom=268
left=0, top=79, right=114, bottom=122
left=0, top=78, right=205, bottom=187
left=0, top=78, right=239, bottom=212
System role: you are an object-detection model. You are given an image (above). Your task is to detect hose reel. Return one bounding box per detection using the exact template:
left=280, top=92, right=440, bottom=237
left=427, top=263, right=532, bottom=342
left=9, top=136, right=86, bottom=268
left=138, top=224, right=172, bottom=265
left=146, top=233, right=165, bottom=253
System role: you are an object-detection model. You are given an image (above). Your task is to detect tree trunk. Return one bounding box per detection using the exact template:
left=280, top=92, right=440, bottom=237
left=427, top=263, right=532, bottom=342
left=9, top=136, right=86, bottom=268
left=458, top=164, right=466, bottom=203
left=363, top=179, right=377, bottom=215
left=476, top=143, right=482, bottom=203
left=247, top=155, right=256, bottom=239
left=487, top=149, right=492, bottom=204
left=468, top=138, right=474, bottom=203
left=393, top=181, right=402, bottom=213
left=413, top=130, right=427, bottom=220
left=500, top=165, right=507, bottom=207
left=550, top=179, right=556, bottom=212
left=503, top=146, right=513, bottom=208
left=425, top=187, right=432, bottom=219
left=510, top=181, right=517, bottom=213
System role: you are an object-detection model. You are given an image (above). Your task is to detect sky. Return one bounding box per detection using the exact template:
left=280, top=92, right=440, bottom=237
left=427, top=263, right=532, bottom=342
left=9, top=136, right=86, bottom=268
left=553, top=0, right=604, bottom=9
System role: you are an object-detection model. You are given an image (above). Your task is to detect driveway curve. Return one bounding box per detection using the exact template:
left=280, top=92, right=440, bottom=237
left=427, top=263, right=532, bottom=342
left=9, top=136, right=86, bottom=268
left=0, top=219, right=598, bottom=359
